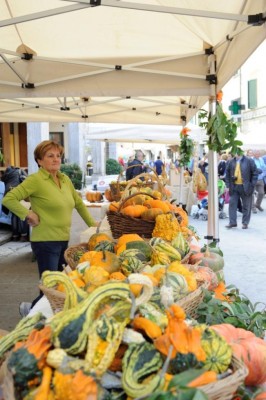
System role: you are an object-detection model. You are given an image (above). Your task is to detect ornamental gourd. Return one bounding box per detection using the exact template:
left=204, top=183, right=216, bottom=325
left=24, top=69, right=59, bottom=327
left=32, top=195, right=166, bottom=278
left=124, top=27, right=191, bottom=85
left=211, top=323, right=266, bottom=386
left=121, top=205, right=148, bottom=218
left=88, top=232, right=113, bottom=251
left=189, top=249, right=224, bottom=274
left=200, top=327, right=232, bottom=373
left=79, top=250, right=120, bottom=274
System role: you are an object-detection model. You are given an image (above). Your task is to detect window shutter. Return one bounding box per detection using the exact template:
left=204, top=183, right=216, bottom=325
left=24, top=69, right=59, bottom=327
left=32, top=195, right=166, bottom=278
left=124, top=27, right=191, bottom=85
left=248, top=79, right=257, bottom=109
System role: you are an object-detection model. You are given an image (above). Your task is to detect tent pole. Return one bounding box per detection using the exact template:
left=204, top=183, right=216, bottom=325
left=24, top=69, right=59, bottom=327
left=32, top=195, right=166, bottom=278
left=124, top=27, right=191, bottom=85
left=206, top=55, right=220, bottom=244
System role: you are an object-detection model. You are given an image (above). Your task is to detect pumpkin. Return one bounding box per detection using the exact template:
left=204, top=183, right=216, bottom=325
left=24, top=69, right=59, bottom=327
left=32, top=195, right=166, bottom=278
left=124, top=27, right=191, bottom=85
left=189, top=250, right=224, bottom=274
left=88, top=232, right=113, bottom=251
left=79, top=250, right=120, bottom=274
left=193, top=266, right=218, bottom=290
left=121, top=205, right=148, bottom=218
left=109, top=201, right=120, bottom=212
left=104, top=188, right=113, bottom=202
left=117, top=234, right=144, bottom=248
left=255, top=393, right=266, bottom=400
left=144, top=199, right=171, bottom=213
left=85, top=191, right=103, bottom=202
left=211, top=324, right=266, bottom=386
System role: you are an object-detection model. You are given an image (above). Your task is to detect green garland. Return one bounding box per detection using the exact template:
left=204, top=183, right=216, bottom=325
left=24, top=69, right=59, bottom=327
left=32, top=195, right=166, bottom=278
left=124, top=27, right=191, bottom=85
left=179, top=128, right=194, bottom=167
left=199, top=103, right=243, bottom=155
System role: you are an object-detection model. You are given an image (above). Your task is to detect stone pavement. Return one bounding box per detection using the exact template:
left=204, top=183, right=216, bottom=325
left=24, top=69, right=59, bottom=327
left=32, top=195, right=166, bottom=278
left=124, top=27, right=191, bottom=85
left=0, top=199, right=266, bottom=332
left=190, top=197, right=266, bottom=307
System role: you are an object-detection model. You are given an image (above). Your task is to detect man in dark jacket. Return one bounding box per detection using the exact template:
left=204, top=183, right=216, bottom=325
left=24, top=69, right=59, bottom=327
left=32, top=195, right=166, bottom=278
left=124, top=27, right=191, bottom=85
left=225, top=154, right=258, bottom=229
left=1, top=166, right=29, bottom=240
left=126, top=150, right=146, bottom=181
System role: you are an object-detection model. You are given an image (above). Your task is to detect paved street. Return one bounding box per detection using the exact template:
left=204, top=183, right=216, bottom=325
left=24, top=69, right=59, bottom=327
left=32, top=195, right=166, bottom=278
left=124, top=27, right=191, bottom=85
left=0, top=198, right=265, bottom=332
left=190, top=197, right=266, bottom=307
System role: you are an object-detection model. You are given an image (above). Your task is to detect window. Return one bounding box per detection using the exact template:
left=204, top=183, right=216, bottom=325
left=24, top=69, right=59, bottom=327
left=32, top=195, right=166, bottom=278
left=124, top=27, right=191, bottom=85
left=49, top=132, right=64, bottom=146
left=248, top=79, right=257, bottom=109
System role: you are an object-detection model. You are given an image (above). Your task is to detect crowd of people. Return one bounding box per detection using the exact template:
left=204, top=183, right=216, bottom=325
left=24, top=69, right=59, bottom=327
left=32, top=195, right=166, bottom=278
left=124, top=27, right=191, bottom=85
left=217, top=149, right=266, bottom=229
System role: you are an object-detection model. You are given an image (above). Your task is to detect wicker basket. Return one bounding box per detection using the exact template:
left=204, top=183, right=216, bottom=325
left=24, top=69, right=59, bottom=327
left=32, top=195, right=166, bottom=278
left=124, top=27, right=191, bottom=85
left=201, top=355, right=248, bottom=400
left=107, top=180, right=181, bottom=239
left=177, top=281, right=208, bottom=319
left=39, top=284, right=66, bottom=314
left=110, top=167, right=161, bottom=201
left=64, top=242, right=89, bottom=269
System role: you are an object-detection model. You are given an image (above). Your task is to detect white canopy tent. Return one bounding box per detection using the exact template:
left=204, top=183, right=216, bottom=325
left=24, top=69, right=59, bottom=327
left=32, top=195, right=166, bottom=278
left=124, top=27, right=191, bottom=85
left=86, top=122, right=205, bottom=144
left=0, top=1, right=265, bottom=125
left=0, top=0, right=266, bottom=243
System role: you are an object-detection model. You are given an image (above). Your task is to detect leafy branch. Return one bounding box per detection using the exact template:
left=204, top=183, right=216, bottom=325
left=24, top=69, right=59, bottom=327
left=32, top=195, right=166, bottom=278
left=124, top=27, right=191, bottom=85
left=179, top=128, right=194, bottom=167
left=198, top=104, right=243, bottom=155
left=196, top=285, right=266, bottom=338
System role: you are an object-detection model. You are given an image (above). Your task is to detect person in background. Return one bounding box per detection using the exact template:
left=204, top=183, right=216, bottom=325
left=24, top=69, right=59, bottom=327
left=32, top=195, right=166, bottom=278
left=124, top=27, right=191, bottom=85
left=198, top=153, right=209, bottom=183
left=252, top=150, right=266, bottom=212
left=154, top=156, right=164, bottom=176
left=225, top=152, right=258, bottom=229
left=218, top=153, right=228, bottom=181
left=1, top=166, right=29, bottom=241
left=2, top=140, right=96, bottom=317
left=125, top=150, right=146, bottom=180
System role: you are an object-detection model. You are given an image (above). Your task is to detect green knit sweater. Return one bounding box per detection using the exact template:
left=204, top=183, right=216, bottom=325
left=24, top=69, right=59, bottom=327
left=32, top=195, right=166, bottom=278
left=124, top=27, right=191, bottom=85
left=2, top=168, right=95, bottom=241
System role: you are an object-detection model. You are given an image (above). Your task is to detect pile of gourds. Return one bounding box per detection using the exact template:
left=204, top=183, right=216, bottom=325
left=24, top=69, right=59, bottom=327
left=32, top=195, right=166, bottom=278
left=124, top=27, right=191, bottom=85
left=1, top=268, right=265, bottom=400
left=0, top=277, right=241, bottom=400
left=0, top=200, right=266, bottom=399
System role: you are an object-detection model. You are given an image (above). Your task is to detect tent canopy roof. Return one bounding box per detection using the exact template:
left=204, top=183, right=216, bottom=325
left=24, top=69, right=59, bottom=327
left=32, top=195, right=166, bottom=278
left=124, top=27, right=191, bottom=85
left=0, top=0, right=265, bottom=124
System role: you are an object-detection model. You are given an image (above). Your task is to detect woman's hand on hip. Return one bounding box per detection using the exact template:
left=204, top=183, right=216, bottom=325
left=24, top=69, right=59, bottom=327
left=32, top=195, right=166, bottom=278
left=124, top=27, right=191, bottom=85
left=26, top=210, right=40, bottom=227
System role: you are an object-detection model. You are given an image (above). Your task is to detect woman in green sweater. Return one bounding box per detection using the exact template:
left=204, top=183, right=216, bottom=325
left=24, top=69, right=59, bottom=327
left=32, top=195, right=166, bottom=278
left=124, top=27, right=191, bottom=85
left=3, top=140, right=96, bottom=316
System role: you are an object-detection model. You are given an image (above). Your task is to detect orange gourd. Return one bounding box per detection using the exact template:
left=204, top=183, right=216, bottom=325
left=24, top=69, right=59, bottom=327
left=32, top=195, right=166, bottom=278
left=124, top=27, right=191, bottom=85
left=53, top=370, right=98, bottom=400
left=117, top=234, right=144, bottom=248
left=144, top=199, right=170, bottom=213
left=121, top=205, right=148, bottom=218
left=88, top=233, right=113, bottom=251
left=79, top=250, right=120, bottom=274
left=86, top=191, right=102, bottom=202
left=129, top=283, right=143, bottom=297
left=104, top=189, right=113, bottom=202
left=132, top=316, right=162, bottom=339
left=154, top=304, right=206, bottom=362
left=109, top=271, right=127, bottom=281
left=34, top=366, right=53, bottom=400
left=109, top=201, right=120, bottom=212
left=211, top=324, right=266, bottom=386
left=255, top=393, right=266, bottom=400
left=188, top=370, right=217, bottom=387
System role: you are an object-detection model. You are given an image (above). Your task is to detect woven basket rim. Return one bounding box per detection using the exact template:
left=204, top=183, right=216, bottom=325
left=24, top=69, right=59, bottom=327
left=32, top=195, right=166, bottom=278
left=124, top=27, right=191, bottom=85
left=64, top=242, right=88, bottom=269
left=200, top=354, right=248, bottom=400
